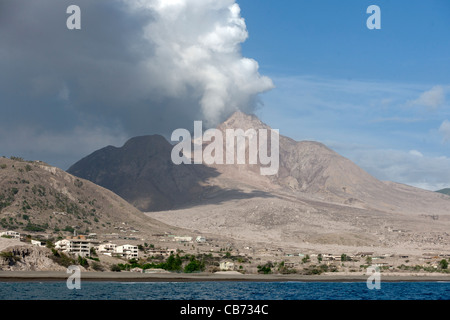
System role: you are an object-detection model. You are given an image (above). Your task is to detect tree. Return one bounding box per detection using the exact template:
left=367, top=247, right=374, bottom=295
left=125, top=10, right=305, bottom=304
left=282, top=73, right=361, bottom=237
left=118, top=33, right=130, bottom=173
left=257, top=262, right=273, bottom=274
left=439, top=259, right=448, bottom=270
left=165, top=254, right=182, bottom=271
left=317, top=254, right=323, bottom=263
left=366, top=256, right=372, bottom=265
left=184, top=256, right=205, bottom=273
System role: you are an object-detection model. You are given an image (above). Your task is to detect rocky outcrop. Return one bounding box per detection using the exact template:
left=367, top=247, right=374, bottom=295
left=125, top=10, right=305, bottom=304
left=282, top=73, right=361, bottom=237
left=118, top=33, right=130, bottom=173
left=0, top=244, right=65, bottom=271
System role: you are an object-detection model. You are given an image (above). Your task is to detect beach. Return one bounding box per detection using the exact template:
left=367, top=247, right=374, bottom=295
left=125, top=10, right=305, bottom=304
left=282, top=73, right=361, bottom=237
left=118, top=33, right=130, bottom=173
left=0, top=271, right=449, bottom=283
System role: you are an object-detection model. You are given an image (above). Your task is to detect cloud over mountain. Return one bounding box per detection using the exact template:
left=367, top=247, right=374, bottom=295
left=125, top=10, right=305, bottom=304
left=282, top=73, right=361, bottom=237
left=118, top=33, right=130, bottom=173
left=0, top=0, right=272, bottom=168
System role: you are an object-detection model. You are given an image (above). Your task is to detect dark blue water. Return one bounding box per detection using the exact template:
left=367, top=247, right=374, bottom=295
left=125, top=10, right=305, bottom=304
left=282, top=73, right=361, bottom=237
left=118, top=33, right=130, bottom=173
left=0, top=281, right=449, bottom=300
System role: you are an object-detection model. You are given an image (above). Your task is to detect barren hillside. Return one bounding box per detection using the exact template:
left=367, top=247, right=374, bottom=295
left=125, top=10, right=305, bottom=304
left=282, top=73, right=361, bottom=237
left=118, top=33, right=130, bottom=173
left=0, top=157, right=177, bottom=237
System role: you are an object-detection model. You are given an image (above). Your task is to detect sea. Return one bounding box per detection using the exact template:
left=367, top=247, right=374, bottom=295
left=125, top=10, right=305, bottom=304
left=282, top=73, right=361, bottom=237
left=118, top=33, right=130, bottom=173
left=0, top=281, right=449, bottom=300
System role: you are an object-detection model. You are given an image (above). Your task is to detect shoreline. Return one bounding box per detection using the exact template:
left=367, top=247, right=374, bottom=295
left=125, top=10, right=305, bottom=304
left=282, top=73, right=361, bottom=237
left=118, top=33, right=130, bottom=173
left=0, top=271, right=449, bottom=283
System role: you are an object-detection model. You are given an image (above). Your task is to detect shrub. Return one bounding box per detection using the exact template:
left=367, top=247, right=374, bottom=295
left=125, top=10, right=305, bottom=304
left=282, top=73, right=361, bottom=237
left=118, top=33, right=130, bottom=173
left=78, top=256, right=89, bottom=268
left=110, top=264, right=121, bottom=272
left=91, top=262, right=104, bottom=271
left=50, top=249, right=75, bottom=267
left=24, top=223, right=47, bottom=232
left=0, top=251, right=21, bottom=266
left=74, top=179, right=83, bottom=188
left=63, top=226, right=75, bottom=233
left=257, top=262, right=273, bottom=274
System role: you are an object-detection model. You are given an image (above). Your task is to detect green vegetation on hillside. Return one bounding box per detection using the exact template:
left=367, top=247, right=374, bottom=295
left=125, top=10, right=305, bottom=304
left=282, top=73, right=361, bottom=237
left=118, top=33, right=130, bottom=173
left=111, top=254, right=210, bottom=273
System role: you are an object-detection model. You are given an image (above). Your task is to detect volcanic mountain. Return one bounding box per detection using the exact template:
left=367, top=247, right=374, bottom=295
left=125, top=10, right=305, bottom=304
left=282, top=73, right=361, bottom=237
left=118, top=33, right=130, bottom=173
left=68, top=111, right=450, bottom=218
left=209, top=112, right=450, bottom=217
left=67, top=135, right=220, bottom=211
left=66, top=111, right=450, bottom=251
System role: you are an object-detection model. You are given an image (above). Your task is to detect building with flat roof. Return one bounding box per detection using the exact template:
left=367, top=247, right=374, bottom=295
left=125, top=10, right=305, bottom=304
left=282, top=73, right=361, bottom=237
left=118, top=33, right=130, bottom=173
left=96, top=243, right=138, bottom=259
left=115, top=244, right=138, bottom=259
left=55, top=238, right=92, bottom=257
left=0, top=231, right=20, bottom=239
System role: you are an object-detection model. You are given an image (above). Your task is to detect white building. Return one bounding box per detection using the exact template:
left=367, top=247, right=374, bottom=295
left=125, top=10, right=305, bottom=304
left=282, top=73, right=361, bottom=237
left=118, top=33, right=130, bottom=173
left=219, top=261, right=235, bottom=271
left=0, top=231, right=20, bottom=239
left=174, top=236, right=193, bottom=243
left=147, top=248, right=176, bottom=257
left=196, top=236, right=206, bottom=243
left=115, top=244, right=138, bottom=259
left=55, top=239, right=91, bottom=257
left=31, top=240, right=45, bottom=247
left=95, top=243, right=138, bottom=259
left=97, top=243, right=117, bottom=256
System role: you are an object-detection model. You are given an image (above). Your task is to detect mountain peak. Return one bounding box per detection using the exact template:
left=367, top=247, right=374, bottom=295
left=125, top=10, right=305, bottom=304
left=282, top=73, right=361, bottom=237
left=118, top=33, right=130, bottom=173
left=219, top=111, right=271, bottom=131
left=122, top=135, right=170, bottom=151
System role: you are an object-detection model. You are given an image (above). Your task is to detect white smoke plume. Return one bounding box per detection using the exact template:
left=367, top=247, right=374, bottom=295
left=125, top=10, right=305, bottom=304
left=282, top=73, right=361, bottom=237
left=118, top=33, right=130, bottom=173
left=124, top=0, right=274, bottom=126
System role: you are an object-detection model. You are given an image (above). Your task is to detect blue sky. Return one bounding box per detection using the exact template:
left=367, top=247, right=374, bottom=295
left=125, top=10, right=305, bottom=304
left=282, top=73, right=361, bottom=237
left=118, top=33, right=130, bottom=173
left=238, top=0, right=450, bottom=190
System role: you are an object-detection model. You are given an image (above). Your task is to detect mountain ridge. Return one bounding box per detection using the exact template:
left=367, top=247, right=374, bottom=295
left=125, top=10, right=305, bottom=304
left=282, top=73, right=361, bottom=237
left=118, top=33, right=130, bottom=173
left=67, top=111, right=450, bottom=217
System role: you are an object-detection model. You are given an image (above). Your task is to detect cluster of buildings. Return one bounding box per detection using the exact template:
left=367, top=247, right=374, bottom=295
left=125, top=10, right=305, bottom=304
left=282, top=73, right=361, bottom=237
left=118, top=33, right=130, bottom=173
left=164, top=235, right=206, bottom=243
left=4, top=227, right=447, bottom=272
left=0, top=229, right=208, bottom=262
left=54, top=235, right=138, bottom=259
left=96, top=243, right=139, bottom=259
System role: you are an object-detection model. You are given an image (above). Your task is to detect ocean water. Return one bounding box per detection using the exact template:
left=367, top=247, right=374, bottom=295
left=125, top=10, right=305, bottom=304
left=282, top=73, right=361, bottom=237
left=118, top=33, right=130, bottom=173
left=0, top=281, right=449, bottom=300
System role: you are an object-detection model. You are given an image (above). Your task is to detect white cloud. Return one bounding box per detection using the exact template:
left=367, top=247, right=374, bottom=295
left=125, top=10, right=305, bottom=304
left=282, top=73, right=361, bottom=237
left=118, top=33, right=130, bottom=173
left=439, top=120, right=450, bottom=142
left=334, top=146, right=450, bottom=191
left=411, top=85, right=446, bottom=109
left=123, top=0, right=274, bottom=126
left=409, top=150, right=423, bottom=157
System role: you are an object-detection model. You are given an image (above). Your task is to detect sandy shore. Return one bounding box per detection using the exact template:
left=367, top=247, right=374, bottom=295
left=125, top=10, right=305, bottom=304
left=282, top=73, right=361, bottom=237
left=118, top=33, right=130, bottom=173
left=0, top=271, right=449, bottom=282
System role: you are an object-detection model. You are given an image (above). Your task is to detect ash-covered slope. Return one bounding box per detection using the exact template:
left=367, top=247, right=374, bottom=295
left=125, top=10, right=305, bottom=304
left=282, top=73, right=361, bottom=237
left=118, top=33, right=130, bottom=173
left=214, top=111, right=450, bottom=216
left=146, top=112, right=450, bottom=250
left=68, top=135, right=219, bottom=212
